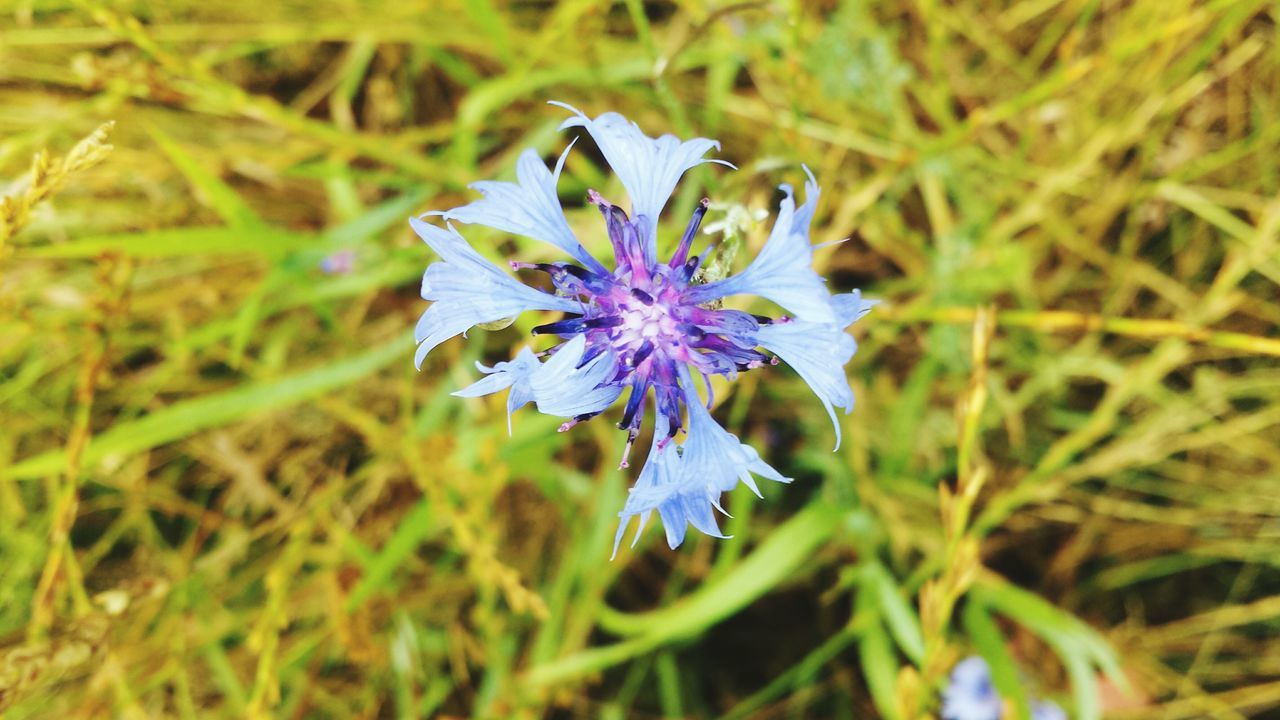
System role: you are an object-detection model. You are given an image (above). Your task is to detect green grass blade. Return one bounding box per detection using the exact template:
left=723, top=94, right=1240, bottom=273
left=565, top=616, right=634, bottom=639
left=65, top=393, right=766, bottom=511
left=20, top=227, right=316, bottom=258
left=963, top=599, right=1032, bottom=720
left=345, top=498, right=436, bottom=612
left=3, top=335, right=412, bottom=481
left=148, top=123, right=265, bottom=230
left=855, top=587, right=903, bottom=720
left=522, top=502, right=843, bottom=687
left=862, top=560, right=926, bottom=666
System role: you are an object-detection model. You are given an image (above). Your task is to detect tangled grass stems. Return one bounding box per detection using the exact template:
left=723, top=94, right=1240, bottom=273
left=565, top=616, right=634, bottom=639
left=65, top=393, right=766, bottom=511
left=2, top=0, right=1278, bottom=718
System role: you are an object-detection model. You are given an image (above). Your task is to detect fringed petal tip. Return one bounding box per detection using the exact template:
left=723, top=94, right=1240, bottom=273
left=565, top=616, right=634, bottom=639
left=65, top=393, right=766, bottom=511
left=416, top=146, right=603, bottom=272
left=611, top=509, right=652, bottom=561
left=800, top=163, right=818, bottom=188
left=834, top=290, right=880, bottom=328
left=410, top=217, right=579, bottom=368
left=549, top=100, right=729, bottom=240
left=659, top=493, right=731, bottom=549
left=683, top=174, right=834, bottom=323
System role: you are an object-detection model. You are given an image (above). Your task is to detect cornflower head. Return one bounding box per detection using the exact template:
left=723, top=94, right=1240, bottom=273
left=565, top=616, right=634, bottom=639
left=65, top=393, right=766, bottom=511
left=411, top=103, right=873, bottom=556
left=942, top=656, right=1004, bottom=720
left=941, top=656, right=1067, bottom=720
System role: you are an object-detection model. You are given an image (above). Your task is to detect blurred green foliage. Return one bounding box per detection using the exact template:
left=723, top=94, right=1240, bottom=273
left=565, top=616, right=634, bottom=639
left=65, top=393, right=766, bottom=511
left=2, top=0, right=1279, bottom=718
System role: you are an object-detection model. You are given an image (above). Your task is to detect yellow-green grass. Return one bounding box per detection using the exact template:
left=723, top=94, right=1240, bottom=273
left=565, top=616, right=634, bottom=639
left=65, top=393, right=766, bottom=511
left=2, top=1, right=1278, bottom=717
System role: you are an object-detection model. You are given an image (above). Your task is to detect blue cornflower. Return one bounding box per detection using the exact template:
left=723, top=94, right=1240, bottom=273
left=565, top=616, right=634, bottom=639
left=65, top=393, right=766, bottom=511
left=411, top=103, right=873, bottom=555
left=1031, top=701, right=1068, bottom=720
left=943, top=656, right=1004, bottom=720
left=942, top=656, right=1068, bottom=720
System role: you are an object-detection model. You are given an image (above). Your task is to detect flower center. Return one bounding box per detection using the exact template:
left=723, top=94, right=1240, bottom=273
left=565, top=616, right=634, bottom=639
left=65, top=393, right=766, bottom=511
left=624, top=298, right=673, bottom=339
left=602, top=280, right=690, bottom=369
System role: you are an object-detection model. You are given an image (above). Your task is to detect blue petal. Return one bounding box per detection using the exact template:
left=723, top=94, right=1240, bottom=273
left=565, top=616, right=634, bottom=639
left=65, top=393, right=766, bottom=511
left=833, top=289, right=878, bottom=327
left=1031, top=702, right=1067, bottom=720
left=611, top=368, right=791, bottom=555
left=411, top=217, right=580, bottom=368
left=451, top=346, right=541, bottom=435
left=431, top=145, right=607, bottom=273
left=552, top=102, right=732, bottom=254
left=755, top=290, right=873, bottom=450
left=755, top=318, right=857, bottom=451
left=530, top=334, right=624, bottom=418
left=941, top=657, right=1003, bottom=720
left=684, top=168, right=834, bottom=323
left=612, top=412, right=683, bottom=557
left=657, top=490, right=725, bottom=549
left=679, top=366, right=790, bottom=497
left=451, top=369, right=515, bottom=399
left=615, top=444, right=727, bottom=553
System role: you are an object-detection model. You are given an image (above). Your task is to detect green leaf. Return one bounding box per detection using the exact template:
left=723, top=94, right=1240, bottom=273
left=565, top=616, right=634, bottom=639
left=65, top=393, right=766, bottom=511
left=149, top=123, right=265, bottom=230
left=1061, top=639, right=1101, bottom=720
left=719, top=629, right=857, bottom=720
left=962, top=599, right=1031, bottom=720
left=200, top=642, right=248, bottom=715
left=862, top=561, right=926, bottom=666
left=522, top=502, right=843, bottom=687
left=3, top=335, right=412, bottom=481
left=322, top=187, right=429, bottom=246
left=345, top=498, right=437, bottom=611
left=21, top=227, right=316, bottom=258
left=595, top=502, right=843, bottom=638
left=973, top=577, right=1128, bottom=720
left=855, top=587, right=903, bottom=720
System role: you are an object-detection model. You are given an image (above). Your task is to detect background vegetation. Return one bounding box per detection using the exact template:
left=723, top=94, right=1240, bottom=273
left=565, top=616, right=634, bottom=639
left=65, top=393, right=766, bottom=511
left=2, top=0, right=1278, bottom=717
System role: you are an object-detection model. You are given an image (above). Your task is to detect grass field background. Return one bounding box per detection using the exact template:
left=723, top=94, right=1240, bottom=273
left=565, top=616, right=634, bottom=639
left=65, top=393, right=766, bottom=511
left=2, top=1, right=1279, bottom=718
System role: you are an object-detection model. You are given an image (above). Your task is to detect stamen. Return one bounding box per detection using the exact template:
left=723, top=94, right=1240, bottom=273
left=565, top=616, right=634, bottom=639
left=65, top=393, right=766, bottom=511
left=669, top=197, right=710, bottom=268
left=619, top=380, right=649, bottom=431
left=619, top=432, right=636, bottom=469
left=559, top=412, right=600, bottom=433
left=576, top=342, right=608, bottom=369
left=585, top=316, right=624, bottom=329
left=629, top=340, right=655, bottom=367
left=629, top=288, right=654, bottom=305
left=616, top=212, right=650, bottom=284
left=678, top=323, right=706, bottom=342
left=657, top=387, right=682, bottom=438
left=678, top=254, right=703, bottom=283
left=595, top=203, right=632, bottom=272
left=511, top=260, right=612, bottom=296
left=587, top=188, right=610, bottom=207
left=531, top=316, right=622, bottom=336
left=560, top=265, right=597, bottom=281
left=531, top=318, right=586, bottom=335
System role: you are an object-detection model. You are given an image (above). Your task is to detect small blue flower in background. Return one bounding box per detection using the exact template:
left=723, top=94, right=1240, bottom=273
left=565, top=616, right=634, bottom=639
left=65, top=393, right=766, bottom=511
left=411, top=103, right=873, bottom=555
left=942, top=655, right=1068, bottom=720
left=1031, top=700, right=1068, bottom=720
left=320, top=248, right=357, bottom=274
left=943, top=656, right=1004, bottom=720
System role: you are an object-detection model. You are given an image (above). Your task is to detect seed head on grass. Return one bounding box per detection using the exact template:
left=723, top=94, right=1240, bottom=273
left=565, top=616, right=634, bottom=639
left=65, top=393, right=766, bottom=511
left=0, top=122, right=115, bottom=247
left=412, top=103, right=873, bottom=555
